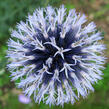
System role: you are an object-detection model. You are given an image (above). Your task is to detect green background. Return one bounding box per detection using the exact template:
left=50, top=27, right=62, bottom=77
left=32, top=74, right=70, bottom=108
left=0, top=0, right=109, bottom=109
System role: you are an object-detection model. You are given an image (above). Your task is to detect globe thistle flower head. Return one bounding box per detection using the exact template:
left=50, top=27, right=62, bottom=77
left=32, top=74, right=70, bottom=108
left=7, top=5, right=106, bottom=106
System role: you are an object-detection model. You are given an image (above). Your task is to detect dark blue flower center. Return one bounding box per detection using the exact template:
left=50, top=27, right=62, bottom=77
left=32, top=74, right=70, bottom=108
left=23, top=25, right=85, bottom=84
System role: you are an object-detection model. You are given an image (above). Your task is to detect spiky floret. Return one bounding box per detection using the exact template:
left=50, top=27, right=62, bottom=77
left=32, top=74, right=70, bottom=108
left=7, top=5, right=106, bottom=106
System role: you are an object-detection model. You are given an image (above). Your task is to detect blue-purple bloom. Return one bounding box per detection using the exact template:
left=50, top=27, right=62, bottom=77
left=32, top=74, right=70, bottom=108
left=19, top=94, right=31, bottom=104
left=7, top=5, right=106, bottom=106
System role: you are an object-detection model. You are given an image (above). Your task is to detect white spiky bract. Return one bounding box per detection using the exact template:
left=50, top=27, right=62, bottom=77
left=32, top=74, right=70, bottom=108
left=7, top=5, right=106, bottom=106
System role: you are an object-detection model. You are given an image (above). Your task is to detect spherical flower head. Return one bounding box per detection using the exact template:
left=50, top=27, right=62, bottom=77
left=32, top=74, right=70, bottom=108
left=7, top=5, right=106, bottom=106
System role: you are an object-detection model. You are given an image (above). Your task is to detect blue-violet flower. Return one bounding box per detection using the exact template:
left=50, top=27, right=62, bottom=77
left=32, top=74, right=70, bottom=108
left=7, top=5, right=106, bottom=106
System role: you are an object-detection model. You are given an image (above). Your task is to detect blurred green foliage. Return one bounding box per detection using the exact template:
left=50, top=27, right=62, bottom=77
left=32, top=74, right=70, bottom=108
left=0, top=0, right=109, bottom=109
